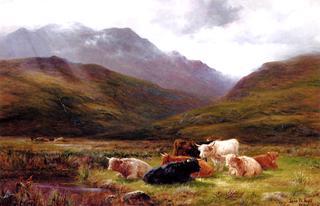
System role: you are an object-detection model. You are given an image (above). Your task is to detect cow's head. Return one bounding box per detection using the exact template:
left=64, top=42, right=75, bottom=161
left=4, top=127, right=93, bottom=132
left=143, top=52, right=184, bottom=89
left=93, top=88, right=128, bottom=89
left=225, top=154, right=236, bottom=166
left=186, top=158, right=200, bottom=173
left=267, top=152, right=279, bottom=159
left=108, top=157, right=123, bottom=171
left=196, top=142, right=216, bottom=159
left=228, top=156, right=245, bottom=176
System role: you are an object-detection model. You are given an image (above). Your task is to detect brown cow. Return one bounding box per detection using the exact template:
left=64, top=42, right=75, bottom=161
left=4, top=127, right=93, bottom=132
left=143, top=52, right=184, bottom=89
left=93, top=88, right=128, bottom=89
left=253, top=152, right=279, bottom=170
left=172, top=139, right=212, bottom=158
left=161, top=153, right=214, bottom=178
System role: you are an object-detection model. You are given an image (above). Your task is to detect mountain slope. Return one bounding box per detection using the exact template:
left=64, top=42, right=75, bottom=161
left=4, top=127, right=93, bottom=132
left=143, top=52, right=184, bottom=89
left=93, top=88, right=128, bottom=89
left=149, top=54, right=320, bottom=143
left=0, top=24, right=233, bottom=99
left=0, top=56, right=205, bottom=137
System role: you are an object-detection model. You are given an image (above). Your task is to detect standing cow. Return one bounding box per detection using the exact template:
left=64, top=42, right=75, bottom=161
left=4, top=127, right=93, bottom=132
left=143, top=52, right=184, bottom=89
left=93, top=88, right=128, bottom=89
left=143, top=158, right=200, bottom=184
left=197, top=139, right=239, bottom=171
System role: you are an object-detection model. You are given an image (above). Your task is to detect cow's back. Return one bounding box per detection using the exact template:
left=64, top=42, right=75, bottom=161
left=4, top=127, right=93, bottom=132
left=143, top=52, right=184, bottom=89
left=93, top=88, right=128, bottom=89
left=253, top=154, right=277, bottom=170
left=216, top=139, right=239, bottom=155
left=162, top=155, right=214, bottom=178
left=242, top=156, right=262, bottom=176
left=172, top=139, right=199, bottom=157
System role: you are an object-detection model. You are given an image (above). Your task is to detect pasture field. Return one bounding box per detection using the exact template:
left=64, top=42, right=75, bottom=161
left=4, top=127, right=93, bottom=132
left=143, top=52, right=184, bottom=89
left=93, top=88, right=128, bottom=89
left=0, top=137, right=319, bottom=206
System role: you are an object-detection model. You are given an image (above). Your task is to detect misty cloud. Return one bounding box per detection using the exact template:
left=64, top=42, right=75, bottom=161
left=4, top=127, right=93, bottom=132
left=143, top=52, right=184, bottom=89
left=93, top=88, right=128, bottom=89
left=182, top=0, right=240, bottom=33
left=0, top=0, right=319, bottom=77
left=153, top=0, right=241, bottom=34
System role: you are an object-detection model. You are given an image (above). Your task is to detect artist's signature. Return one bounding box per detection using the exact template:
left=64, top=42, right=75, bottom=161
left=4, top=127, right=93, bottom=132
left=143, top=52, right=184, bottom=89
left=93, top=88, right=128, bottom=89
left=287, top=197, right=320, bottom=206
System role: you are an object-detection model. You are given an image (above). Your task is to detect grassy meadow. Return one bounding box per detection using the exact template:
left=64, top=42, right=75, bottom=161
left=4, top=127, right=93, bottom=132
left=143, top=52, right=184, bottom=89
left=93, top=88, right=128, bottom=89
left=0, top=137, right=319, bottom=206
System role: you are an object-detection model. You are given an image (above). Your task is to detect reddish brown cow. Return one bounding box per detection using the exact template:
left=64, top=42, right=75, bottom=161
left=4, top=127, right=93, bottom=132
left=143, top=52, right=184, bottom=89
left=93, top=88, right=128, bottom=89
left=161, top=153, right=214, bottom=178
left=253, top=152, right=279, bottom=170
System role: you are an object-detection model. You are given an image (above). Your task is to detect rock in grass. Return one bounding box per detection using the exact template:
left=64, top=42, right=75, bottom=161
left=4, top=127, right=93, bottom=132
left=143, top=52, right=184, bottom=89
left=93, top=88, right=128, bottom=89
left=262, top=192, right=288, bottom=202
left=0, top=190, right=17, bottom=205
left=100, top=180, right=124, bottom=193
left=104, top=194, right=116, bottom=206
left=122, top=190, right=154, bottom=206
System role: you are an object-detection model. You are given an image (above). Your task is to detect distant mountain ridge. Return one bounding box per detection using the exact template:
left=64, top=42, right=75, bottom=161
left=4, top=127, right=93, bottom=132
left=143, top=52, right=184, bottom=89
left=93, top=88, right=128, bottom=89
left=0, top=56, right=205, bottom=137
left=147, top=54, right=320, bottom=143
left=0, top=24, right=234, bottom=99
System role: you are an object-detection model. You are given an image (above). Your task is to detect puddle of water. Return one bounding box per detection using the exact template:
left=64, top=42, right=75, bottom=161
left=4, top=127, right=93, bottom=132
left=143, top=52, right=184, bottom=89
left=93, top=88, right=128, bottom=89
left=34, top=183, right=106, bottom=193
left=1, top=179, right=108, bottom=194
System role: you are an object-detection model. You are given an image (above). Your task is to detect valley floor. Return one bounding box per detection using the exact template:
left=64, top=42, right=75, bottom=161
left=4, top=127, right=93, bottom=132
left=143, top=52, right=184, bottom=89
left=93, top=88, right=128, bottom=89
left=0, top=137, right=319, bottom=206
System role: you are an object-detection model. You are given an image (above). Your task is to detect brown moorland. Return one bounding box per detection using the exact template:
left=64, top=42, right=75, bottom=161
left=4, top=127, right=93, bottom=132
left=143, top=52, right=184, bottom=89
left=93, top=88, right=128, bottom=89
left=0, top=56, right=206, bottom=137
left=148, top=54, right=320, bottom=143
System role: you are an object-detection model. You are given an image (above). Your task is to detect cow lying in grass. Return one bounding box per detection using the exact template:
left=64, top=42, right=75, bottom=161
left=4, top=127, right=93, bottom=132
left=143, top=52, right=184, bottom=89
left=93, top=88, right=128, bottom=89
left=108, top=158, right=152, bottom=179
left=160, top=153, right=214, bottom=178
left=172, top=139, right=213, bottom=158
left=225, top=154, right=262, bottom=177
left=143, top=158, right=200, bottom=184
left=197, top=139, right=239, bottom=171
left=172, top=139, right=200, bottom=157
left=253, top=152, right=279, bottom=170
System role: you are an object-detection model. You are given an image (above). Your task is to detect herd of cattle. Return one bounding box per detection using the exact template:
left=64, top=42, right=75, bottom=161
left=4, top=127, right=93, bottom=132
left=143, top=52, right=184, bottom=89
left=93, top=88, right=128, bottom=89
left=107, top=138, right=279, bottom=184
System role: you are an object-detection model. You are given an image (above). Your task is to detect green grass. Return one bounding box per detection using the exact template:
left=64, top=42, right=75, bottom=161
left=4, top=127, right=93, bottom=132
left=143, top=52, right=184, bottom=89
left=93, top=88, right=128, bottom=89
left=87, top=155, right=320, bottom=206
left=1, top=137, right=319, bottom=205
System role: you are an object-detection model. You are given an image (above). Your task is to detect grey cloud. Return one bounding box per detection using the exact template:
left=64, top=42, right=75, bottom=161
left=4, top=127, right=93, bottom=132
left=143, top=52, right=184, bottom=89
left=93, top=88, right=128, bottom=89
left=153, top=0, right=241, bottom=34
left=234, top=24, right=320, bottom=55
left=182, top=0, right=240, bottom=33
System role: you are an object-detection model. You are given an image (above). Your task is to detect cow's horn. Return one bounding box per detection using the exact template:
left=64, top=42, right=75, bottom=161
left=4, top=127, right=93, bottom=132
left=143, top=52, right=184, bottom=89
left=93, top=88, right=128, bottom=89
left=195, top=143, right=200, bottom=147
left=160, top=153, right=167, bottom=157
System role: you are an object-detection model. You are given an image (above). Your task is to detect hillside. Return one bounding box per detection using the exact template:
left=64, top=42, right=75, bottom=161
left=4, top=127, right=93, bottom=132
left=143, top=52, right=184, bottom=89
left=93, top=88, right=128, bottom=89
left=0, top=24, right=234, bottom=99
left=149, top=54, right=320, bottom=143
left=0, top=56, right=205, bottom=137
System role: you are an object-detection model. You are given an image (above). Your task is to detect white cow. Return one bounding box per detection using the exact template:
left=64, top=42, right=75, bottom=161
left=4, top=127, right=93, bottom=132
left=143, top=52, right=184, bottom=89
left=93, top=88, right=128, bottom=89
left=197, top=139, right=239, bottom=171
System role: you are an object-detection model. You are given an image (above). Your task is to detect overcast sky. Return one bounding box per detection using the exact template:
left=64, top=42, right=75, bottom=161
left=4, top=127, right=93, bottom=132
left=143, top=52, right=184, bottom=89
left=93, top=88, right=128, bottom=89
left=0, top=0, right=319, bottom=77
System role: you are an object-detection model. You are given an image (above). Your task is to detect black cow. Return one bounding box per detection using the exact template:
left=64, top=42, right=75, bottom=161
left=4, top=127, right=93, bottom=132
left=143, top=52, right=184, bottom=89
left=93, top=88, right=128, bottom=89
left=143, top=158, right=200, bottom=184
